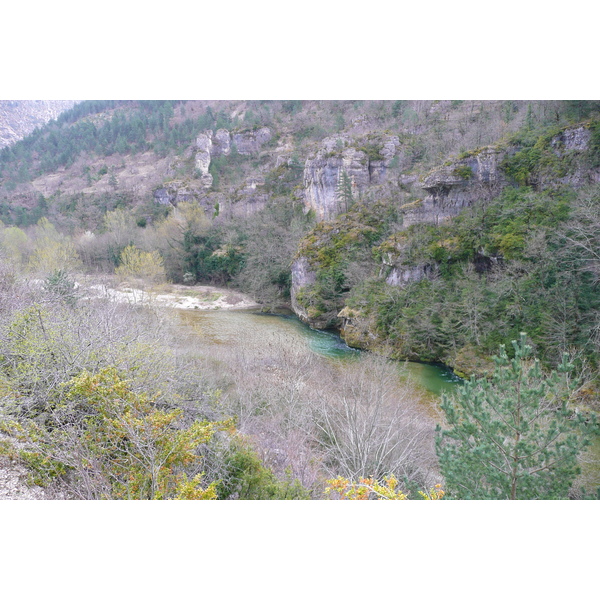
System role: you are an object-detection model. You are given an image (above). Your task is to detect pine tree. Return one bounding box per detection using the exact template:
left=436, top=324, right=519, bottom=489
left=436, top=333, right=593, bottom=499
left=337, top=169, right=353, bottom=212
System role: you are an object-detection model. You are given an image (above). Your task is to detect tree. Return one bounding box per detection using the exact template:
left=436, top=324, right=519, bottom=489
left=5, top=368, right=223, bottom=499
left=152, top=202, right=210, bottom=282
left=436, top=334, right=594, bottom=499
left=0, top=225, right=29, bottom=266
left=27, top=218, right=82, bottom=276
left=337, top=169, right=353, bottom=212
left=115, top=244, right=166, bottom=284
left=324, top=476, right=445, bottom=500
left=313, top=355, right=436, bottom=485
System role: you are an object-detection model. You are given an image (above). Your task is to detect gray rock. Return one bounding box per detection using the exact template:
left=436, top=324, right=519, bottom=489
left=290, top=256, right=317, bottom=324
left=232, top=127, right=272, bottom=155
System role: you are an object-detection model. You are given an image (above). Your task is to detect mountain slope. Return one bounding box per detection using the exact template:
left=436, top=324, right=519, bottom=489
left=0, top=100, right=76, bottom=149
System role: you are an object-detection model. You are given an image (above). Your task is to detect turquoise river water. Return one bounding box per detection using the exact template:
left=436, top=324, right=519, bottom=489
left=175, top=308, right=462, bottom=398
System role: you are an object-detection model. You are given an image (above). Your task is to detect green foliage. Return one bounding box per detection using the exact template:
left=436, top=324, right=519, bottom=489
left=501, top=146, right=543, bottom=185
left=336, top=170, right=354, bottom=212
left=11, top=368, right=223, bottom=499
left=436, top=335, right=595, bottom=499
left=43, top=270, right=78, bottom=306
left=0, top=100, right=214, bottom=188
left=563, top=101, right=600, bottom=122
left=392, top=100, right=406, bottom=119
left=351, top=183, right=600, bottom=371
left=216, top=436, right=309, bottom=500
left=293, top=124, right=327, bottom=143
left=295, top=200, right=399, bottom=324
left=357, top=143, right=384, bottom=162
left=453, top=164, right=474, bottom=180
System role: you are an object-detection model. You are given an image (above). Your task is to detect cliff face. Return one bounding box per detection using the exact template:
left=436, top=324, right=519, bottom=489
left=302, top=134, right=402, bottom=220
left=402, top=147, right=509, bottom=229
left=290, top=256, right=317, bottom=324
left=193, top=127, right=273, bottom=190
left=0, top=100, right=76, bottom=148
left=153, top=127, right=275, bottom=217
left=400, top=124, right=600, bottom=231
left=292, top=122, right=600, bottom=337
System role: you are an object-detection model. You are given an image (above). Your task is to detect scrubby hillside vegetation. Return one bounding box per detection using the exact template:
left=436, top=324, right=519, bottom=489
left=0, top=99, right=599, bottom=499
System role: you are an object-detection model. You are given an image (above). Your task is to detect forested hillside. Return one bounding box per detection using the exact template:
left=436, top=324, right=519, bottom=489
left=0, top=99, right=599, bottom=500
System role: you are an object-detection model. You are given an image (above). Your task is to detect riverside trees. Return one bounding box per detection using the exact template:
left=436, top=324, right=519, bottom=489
left=436, top=334, right=595, bottom=499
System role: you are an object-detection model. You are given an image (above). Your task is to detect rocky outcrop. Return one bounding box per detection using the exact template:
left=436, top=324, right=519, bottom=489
left=547, top=125, right=600, bottom=188
left=303, top=147, right=368, bottom=220
left=337, top=307, right=381, bottom=350
left=195, top=133, right=214, bottom=188
left=401, top=124, right=600, bottom=229
left=232, top=127, right=272, bottom=154
left=193, top=127, right=273, bottom=190
left=153, top=182, right=200, bottom=205
left=291, top=256, right=341, bottom=329
left=385, top=263, right=435, bottom=286
left=402, top=147, right=508, bottom=228
left=303, top=135, right=401, bottom=220
left=551, top=125, right=591, bottom=153
left=290, top=256, right=317, bottom=325
left=213, top=129, right=231, bottom=156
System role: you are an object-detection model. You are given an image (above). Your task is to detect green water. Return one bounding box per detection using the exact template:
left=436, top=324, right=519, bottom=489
left=176, top=308, right=461, bottom=398
left=257, top=312, right=462, bottom=396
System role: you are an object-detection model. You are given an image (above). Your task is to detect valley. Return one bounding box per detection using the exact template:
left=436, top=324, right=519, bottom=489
left=0, top=99, right=598, bottom=500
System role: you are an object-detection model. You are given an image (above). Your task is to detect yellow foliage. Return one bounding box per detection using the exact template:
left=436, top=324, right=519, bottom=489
left=6, top=368, right=228, bottom=499
left=26, top=218, right=82, bottom=275
left=0, top=226, right=29, bottom=266
left=115, top=244, right=166, bottom=284
left=418, top=484, right=446, bottom=500
left=325, top=476, right=445, bottom=500
left=173, top=474, right=218, bottom=500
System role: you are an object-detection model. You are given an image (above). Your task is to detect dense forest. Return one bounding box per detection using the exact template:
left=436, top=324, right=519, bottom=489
left=0, top=99, right=598, bottom=500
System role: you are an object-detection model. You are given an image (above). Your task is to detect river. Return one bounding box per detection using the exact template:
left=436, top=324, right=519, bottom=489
left=173, top=307, right=599, bottom=494
left=174, top=308, right=461, bottom=400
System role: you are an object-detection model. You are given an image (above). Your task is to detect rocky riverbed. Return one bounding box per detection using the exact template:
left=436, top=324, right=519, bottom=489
left=85, top=281, right=262, bottom=311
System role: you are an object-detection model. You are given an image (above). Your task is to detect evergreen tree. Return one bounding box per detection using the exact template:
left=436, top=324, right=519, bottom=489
left=436, top=334, right=594, bottom=499
left=337, top=169, right=353, bottom=212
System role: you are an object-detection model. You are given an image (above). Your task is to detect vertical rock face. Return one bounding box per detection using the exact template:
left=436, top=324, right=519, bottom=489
left=303, top=150, right=367, bottom=220
left=548, top=125, right=600, bottom=187
left=403, top=147, right=508, bottom=228
left=551, top=125, right=591, bottom=152
left=195, top=132, right=214, bottom=188
left=385, top=264, right=435, bottom=286
left=303, top=135, right=402, bottom=221
left=194, top=127, right=272, bottom=189
left=213, top=129, right=231, bottom=156
left=290, top=256, right=317, bottom=324
left=232, top=127, right=272, bottom=154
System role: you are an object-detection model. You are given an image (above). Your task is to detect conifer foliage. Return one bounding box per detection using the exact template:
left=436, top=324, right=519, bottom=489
left=436, top=334, right=594, bottom=499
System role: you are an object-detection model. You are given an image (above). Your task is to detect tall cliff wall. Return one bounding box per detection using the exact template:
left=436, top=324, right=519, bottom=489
left=292, top=123, right=600, bottom=333
left=302, top=134, right=402, bottom=220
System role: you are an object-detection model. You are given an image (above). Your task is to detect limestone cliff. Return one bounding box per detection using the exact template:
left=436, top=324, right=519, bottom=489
left=194, top=132, right=214, bottom=188
left=293, top=122, right=600, bottom=367
left=401, top=147, right=509, bottom=229
left=400, top=123, right=600, bottom=231
left=302, top=134, right=401, bottom=220
left=290, top=256, right=319, bottom=325
left=153, top=126, right=274, bottom=216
